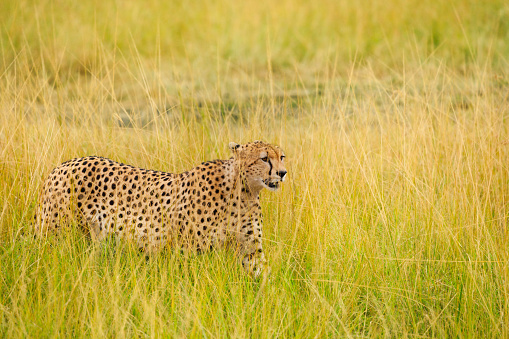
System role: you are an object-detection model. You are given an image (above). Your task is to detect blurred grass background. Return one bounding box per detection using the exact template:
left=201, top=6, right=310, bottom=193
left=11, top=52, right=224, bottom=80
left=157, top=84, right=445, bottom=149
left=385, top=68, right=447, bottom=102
left=2, top=0, right=509, bottom=90
left=0, top=0, right=508, bottom=337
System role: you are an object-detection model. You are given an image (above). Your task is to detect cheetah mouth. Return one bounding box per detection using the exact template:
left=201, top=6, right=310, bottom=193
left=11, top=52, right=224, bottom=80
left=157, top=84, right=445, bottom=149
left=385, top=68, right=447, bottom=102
left=263, top=179, right=280, bottom=190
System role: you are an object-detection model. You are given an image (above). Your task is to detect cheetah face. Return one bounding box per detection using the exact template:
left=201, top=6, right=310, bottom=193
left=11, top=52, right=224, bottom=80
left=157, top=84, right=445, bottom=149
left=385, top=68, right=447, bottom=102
left=229, top=141, right=287, bottom=192
left=259, top=149, right=286, bottom=191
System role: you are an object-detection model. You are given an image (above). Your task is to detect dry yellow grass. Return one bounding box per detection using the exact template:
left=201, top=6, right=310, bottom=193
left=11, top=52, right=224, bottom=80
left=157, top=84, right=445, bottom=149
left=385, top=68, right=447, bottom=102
left=1, top=0, right=508, bottom=337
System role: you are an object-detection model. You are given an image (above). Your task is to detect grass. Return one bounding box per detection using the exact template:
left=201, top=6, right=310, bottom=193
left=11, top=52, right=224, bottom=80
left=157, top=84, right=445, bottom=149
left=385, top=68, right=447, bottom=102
left=1, top=0, right=509, bottom=337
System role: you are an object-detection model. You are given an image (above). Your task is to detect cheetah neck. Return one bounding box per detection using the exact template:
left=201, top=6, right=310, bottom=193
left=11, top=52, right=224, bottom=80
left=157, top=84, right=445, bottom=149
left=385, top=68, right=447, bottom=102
left=225, top=159, right=262, bottom=204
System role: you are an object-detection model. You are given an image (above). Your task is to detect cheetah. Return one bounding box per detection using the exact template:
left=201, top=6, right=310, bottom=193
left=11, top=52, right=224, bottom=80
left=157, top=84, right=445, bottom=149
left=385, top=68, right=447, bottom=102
left=35, top=141, right=287, bottom=277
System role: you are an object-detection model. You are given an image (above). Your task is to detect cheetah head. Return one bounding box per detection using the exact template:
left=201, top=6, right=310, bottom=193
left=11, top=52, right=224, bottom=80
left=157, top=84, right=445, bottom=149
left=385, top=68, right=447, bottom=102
left=229, top=141, right=287, bottom=192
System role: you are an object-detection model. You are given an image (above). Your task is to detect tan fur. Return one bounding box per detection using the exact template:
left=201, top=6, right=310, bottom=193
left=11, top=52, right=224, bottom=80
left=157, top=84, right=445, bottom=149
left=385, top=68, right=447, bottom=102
left=35, top=141, right=287, bottom=277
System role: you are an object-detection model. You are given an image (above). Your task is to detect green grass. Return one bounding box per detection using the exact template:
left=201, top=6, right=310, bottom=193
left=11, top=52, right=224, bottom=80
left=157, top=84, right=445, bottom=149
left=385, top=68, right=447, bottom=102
left=1, top=0, right=509, bottom=337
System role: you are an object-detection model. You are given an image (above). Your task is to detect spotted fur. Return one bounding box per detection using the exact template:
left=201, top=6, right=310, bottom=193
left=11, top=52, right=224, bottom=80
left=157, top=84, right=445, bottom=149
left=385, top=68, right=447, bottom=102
left=35, top=141, right=287, bottom=277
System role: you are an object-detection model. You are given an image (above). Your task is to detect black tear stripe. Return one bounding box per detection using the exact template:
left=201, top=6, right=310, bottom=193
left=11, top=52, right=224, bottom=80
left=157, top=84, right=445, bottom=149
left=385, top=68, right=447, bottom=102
left=268, top=160, right=273, bottom=176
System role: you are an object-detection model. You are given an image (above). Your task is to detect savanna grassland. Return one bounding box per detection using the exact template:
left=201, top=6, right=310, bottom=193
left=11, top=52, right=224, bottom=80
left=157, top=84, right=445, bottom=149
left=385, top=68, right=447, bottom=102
left=1, top=0, right=509, bottom=337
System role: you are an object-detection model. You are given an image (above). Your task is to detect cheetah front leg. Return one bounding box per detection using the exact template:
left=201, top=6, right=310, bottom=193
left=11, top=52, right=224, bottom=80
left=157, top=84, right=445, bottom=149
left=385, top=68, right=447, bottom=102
left=237, top=215, right=270, bottom=279
left=241, top=246, right=269, bottom=279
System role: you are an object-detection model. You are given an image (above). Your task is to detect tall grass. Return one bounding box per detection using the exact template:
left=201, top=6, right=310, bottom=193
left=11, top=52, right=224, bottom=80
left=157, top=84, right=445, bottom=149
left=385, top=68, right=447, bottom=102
left=1, top=0, right=508, bottom=337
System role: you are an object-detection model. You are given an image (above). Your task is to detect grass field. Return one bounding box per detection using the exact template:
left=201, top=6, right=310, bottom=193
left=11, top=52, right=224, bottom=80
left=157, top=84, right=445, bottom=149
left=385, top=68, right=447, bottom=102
left=1, top=0, right=509, bottom=337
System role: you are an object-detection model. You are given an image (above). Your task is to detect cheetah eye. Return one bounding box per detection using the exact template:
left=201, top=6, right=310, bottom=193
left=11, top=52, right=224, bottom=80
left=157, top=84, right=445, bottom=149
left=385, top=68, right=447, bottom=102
left=261, top=156, right=268, bottom=162
left=280, top=155, right=285, bottom=161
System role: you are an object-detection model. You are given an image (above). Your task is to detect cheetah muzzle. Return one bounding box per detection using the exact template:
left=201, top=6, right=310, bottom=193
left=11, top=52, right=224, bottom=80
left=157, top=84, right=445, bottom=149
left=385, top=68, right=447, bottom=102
left=263, top=179, right=281, bottom=190
left=35, top=141, right=287, bottom=279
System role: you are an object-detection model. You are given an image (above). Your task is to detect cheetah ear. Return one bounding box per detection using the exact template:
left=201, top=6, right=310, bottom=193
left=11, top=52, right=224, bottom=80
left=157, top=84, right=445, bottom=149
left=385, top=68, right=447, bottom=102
left=228, top=142, right=240, bottom=152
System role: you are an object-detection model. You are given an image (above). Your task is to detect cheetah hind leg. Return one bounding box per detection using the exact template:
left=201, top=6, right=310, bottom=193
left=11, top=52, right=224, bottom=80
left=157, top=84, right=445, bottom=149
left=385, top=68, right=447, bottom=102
left=85, top=217, right=104, bottom=242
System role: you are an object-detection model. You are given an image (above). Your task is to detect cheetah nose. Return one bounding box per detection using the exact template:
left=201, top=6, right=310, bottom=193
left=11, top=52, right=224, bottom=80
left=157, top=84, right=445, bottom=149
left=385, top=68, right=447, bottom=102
left=277, top=170, right=287, bottom=180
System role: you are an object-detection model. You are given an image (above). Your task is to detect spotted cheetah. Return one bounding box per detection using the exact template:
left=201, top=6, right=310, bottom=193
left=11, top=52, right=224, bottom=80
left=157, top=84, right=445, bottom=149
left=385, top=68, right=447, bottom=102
left=35, top=141, right=287, bottom=277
